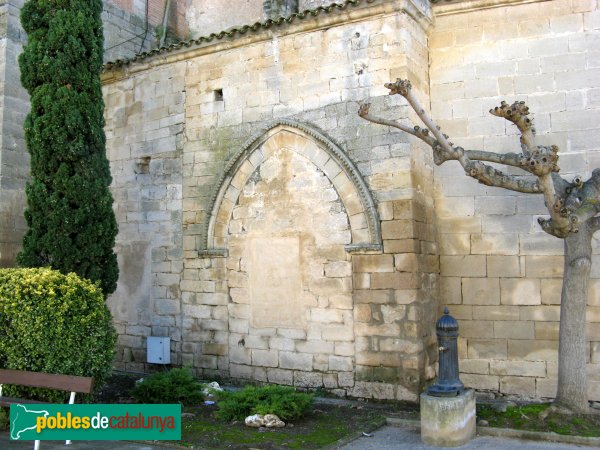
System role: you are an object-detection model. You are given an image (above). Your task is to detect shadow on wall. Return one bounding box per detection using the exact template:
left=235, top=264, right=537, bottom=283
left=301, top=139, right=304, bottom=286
left=109, top=241, right=151, bottom=324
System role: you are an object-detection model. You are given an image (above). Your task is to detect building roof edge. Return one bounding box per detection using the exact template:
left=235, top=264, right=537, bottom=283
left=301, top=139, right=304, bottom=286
left=103, top=0, right=379, bottom=70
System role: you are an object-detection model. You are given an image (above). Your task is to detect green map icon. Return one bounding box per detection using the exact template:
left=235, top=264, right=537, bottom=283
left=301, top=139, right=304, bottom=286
left=10, top=404, right=49, bottom=440
left=10, top=403, right=181, bottom=440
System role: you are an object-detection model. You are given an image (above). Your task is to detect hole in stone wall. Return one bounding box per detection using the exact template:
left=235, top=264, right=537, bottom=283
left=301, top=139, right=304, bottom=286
left=214, top=89, right=224, bottom=102
left=134, top=156, right=151, bottom=174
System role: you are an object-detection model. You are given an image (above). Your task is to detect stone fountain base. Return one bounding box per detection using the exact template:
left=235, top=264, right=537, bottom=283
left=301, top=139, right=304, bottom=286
left=420, top=388, right=476, bottom=447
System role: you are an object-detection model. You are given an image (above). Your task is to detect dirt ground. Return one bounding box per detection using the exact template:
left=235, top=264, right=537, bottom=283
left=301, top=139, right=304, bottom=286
left=93, top=372, right=418, bottom=449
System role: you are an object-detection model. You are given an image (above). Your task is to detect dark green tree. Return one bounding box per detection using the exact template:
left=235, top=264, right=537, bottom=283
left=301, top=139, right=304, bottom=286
left=17, top=0, right=118, bottom=296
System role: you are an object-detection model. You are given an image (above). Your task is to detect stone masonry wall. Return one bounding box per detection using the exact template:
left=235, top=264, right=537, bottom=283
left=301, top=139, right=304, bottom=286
left=103, top=64, right=186, bottom=371
left=103, top=0, right=155, bottom=63
left=180, top=1, right=434, bottom=401
left=184, top=0, right=379, bottom=40
left=300, top=0, right=342, bottom=10
left=103, top=0, right=437, bottom=400
left=0, top=0, right=187, bottom=267
left=0, top=0, right=28, bottom=268
left=6, top=0, right=599, bottom=404
left=103, top=0, right=189, bottom=63
left=429, top=0, right=600, bottom=400
left=224, top=136, right=356, bottom=394
left=185, top=0, right=263, bottom=39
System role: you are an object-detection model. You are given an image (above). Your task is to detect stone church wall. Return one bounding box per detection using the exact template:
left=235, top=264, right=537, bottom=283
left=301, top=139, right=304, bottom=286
left=103, top=0, right=156, bottom=63
left=429, top=0, right=600, bottom=400
left=103, top=62, right=186, bottom=370
left=103, top=0, right=438, bottom=400
left=0, top=0, right=28, bottom=268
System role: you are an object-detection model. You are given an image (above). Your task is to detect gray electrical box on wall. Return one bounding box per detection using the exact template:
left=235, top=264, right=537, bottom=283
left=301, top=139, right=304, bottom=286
left=147, top=337, right=171, bottom=364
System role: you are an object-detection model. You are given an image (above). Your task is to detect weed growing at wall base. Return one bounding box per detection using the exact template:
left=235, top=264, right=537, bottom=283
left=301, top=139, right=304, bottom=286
left=131, top=367, right=205, bottom=405
left=216, top=385, right=314, bottom=422
left=477, top=403, right=600, bottom=437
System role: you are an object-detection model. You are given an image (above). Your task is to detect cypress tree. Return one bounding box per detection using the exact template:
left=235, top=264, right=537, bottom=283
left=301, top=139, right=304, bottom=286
left=17, top=0, right=119, bottom=296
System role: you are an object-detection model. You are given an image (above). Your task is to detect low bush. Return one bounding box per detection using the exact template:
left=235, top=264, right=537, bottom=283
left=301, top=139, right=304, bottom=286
left=0, top=407, right=8, bottom=431
left=131, top=367, right=205, bottom=405
left=216, top=385, right=314, bottom=422
left=0, top=268, right=116, bottom=402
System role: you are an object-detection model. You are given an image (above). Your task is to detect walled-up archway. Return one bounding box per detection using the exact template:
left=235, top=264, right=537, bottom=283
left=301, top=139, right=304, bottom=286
left=201, top=121, right=382, bottom=257
left=198, top=122, right=381, bottom=388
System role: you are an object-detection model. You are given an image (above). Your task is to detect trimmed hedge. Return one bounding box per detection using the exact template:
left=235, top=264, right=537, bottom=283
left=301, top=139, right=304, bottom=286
left=0, top=268, right=116, bottom=402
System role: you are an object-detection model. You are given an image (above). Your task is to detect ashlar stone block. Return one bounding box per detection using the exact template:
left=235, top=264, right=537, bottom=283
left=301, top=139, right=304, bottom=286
left=420, top=389, right=476, bottom=447
left=462, top=278, right=500, bottom=305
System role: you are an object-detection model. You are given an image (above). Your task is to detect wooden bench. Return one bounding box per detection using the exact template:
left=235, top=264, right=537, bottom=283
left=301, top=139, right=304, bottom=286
left=0, top=369, right=94, bottom=449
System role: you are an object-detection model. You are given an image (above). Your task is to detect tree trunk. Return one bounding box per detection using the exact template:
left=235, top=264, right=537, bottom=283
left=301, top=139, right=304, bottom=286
left=555, top=225, right=592, bottom=413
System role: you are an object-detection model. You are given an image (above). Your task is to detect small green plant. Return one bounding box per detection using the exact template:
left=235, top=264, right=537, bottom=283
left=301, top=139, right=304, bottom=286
left=216, top=385, right=314, bottom=422
left=154, top=24, right=166, bottom=46
left=131, top=367, right=204, bottom=405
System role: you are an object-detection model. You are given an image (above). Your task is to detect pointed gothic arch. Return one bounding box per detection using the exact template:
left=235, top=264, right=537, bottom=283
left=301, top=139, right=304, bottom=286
left=198, top=120, right=382, bottom=257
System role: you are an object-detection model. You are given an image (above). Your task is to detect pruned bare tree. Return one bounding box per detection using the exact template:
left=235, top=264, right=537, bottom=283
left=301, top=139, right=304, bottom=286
left=360, top=79, right=600, bottom=414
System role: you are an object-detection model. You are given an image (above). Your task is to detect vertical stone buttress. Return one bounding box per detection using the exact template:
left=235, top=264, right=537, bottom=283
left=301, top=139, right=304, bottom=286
left=0, top=0, right=28, bottom=267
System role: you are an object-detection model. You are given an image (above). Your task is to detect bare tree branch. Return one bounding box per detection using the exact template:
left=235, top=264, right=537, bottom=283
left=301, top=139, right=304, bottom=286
left=458, top=156, right=542, bottom=193
left=538, top=172, right=600, bottom=238
left=569, top=169, right=600, bottom=229
left=488, top=101, right=568, bottom=236
left=366, top=80, right=543, bottom=194
left=385, top=79, right=454, bottom=153
left=538, top=174, right=570, bottom=236
left=358, top=103, right=435, bottom=147
left=552, top=172, right=572, bottom=197
left=489, top=100, right=537, bottom=155
left=589, top=216, right=600, bottom=233
left=461, top=150, right=525, bottom=167
left=535, top=173, right=575, bottom=238
left=464, top=149, right=560, bottom=177
left=361, top=78, right=591, bottom=236
left=359, top=78, right=600, bottom=411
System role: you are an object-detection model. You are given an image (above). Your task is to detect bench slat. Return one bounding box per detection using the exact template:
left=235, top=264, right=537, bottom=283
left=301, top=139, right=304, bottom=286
left=0, top=396, right=45, bottom=407
left=0, top=369, right=94, bottom=394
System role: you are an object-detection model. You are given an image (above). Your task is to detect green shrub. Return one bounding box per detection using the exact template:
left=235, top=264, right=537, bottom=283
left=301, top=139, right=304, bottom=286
left=0, top=268, right=116, bottom=402
left=216, top=385, right=314, bottom=422
left=131, top=367, right=205, bottom=405
left=0, top=407, right=8, bottom=431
